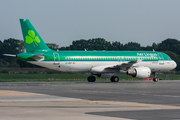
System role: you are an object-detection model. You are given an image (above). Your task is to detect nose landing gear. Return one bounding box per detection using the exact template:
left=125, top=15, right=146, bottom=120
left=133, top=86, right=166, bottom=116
left=153, top=72, right=159, bottom=82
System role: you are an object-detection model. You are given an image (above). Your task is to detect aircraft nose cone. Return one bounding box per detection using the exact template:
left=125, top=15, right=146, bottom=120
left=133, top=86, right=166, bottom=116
left=172, top=61, right=177, bottom=69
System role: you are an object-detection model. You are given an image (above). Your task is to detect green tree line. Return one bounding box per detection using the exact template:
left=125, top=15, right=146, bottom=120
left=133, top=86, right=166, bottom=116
left=1, top=38, right=180, bottom=70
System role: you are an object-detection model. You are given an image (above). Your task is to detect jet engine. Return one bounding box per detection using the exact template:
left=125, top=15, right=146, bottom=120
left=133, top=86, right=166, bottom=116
left=127, top=67, right=151, bottom=79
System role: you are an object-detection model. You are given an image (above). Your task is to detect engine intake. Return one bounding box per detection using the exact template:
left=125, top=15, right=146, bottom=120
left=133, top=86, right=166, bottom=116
left=127, top=67, right=151, bottom=79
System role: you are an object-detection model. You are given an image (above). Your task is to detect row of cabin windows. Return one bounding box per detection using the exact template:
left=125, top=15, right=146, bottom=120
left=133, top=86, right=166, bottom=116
left=65, top=57, right=159, bottom=60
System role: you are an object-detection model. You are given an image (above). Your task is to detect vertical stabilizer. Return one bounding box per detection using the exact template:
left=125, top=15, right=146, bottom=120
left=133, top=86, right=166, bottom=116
left=20, top=19, right=50, bottom=53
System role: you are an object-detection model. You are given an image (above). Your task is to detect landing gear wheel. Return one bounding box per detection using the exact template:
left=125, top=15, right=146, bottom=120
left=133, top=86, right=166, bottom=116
left=87, top=76, right=96, bottom=82
left=110, top=76, right=114, bottom=82
left=153, top=78, right=159, bottom=82
left=153, top=72, right=159, bottom=82
left=110, top=76, right=119, bottom=82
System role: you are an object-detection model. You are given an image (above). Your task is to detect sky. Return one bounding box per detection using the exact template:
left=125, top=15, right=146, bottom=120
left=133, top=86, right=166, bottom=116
left=1, top=0, right=180, bottom=47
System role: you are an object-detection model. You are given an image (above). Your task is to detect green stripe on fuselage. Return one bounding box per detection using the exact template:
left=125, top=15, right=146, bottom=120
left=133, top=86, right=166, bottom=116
left=18, top=51, right=172, bottom=62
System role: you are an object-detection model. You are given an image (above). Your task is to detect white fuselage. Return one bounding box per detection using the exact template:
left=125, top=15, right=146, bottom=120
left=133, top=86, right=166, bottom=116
left=29, top=60, right=177, bottom=73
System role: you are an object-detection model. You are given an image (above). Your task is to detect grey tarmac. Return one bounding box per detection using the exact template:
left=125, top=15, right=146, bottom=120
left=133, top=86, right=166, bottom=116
left=0, top=80, right=180, bottom=120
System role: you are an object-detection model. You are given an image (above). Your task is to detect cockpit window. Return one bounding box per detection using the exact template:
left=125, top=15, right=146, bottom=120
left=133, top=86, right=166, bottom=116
left=167, top=57, right=172, bottom=60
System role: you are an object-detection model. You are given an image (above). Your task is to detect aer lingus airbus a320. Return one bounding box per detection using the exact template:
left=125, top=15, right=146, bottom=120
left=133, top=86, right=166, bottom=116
left=4, top=19, right=177, bottom=82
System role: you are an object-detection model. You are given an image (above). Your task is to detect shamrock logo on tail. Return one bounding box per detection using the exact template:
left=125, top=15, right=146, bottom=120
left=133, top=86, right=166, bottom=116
left=25, top=30, right=40, bottom=46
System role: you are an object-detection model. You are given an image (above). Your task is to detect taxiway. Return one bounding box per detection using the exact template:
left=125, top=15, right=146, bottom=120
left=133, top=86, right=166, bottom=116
left=0, top=81, right=180, bottom=120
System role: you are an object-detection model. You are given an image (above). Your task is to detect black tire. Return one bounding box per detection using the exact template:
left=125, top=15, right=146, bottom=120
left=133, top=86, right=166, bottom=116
left=114, top=76, right=119, bottom=82
left=110, top=76, right=115, bottom=82
left=87, top=76, right=96, bottom=82
left=87, top=76, right=91, bottom=82
left=153, top=78, right=159, bottom=82
left=110, top=76, right=119, bottom=82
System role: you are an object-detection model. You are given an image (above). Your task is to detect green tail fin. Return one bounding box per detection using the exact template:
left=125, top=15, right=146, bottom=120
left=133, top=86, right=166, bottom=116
left=20, top=19, right=51, bottom=53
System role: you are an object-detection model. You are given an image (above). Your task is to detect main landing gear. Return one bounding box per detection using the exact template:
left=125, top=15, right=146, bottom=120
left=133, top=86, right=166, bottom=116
left=110, top=76, right=119, bottom=82
left=153, top=72, right=159, bottom=82
left=87, top=76, right=96, bottom=82
left=87, top=75, right=119, bottom=82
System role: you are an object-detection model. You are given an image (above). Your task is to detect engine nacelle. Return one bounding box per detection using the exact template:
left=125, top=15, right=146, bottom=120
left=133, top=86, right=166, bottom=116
left=127, top=67, right=151, bottom=79
left=96, top=73, right=114, bottom=78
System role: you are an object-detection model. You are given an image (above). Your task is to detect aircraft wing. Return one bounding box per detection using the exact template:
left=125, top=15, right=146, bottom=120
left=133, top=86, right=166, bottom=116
left=91, top=58, right=142, bottom=73
left=107, top=58, right=142, bottom=70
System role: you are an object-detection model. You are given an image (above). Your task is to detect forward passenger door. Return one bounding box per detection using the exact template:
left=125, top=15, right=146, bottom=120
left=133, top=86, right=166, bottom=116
left=158, top=53, right=164, bottom=65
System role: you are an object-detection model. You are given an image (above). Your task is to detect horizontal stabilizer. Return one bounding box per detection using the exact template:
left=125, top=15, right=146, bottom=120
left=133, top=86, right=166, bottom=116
left=3, top=54, right=16, bottom=57
left=29, top=54, right=44, bottom=61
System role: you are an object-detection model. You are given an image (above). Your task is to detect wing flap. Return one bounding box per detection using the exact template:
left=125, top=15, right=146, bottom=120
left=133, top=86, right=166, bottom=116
left=106, top=58, right=142, bottom=70
left=91, top=64, right=117, bottom=73
left=91, top=58, right=142, bottom=73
